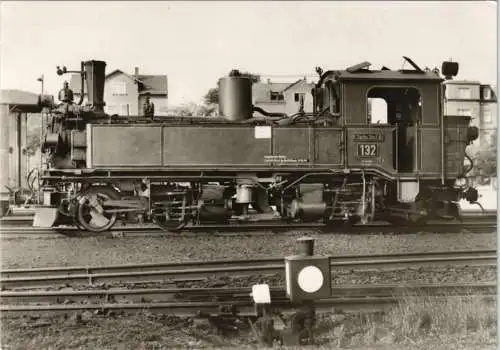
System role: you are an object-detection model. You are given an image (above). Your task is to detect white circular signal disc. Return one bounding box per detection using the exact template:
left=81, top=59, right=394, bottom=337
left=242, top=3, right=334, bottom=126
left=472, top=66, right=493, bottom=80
left=297, top=265, right=324, bottom=293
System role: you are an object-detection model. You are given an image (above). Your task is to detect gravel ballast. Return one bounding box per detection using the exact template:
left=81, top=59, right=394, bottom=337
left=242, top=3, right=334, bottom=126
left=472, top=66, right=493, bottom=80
left=1, top=231, right=496, bottom=269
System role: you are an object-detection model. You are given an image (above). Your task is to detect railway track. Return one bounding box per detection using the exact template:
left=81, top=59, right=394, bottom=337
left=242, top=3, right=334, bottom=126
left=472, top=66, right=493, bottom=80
left=2, top=282, right=495, bottom=304
left=1, top=283, right=495, bottom=317
left=1, top=249, right=495, bottom=317
left=1, top=249, right=495, bottom=290
left=0, top=211, right=496, bottom=237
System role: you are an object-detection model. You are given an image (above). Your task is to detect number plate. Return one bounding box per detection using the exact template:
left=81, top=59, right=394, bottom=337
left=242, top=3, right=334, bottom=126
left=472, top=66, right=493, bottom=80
left=357, top=143, right=379, bottom=157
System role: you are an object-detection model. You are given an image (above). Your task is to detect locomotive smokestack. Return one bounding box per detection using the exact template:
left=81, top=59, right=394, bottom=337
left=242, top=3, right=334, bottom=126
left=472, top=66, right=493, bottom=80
left=84, top=60, right=106, bottom=112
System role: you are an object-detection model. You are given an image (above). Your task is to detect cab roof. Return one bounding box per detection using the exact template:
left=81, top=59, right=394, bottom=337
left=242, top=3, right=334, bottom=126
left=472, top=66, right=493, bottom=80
left=329, top=57, right=444, bottom=83
left=336, top=69, right=443, bottom=83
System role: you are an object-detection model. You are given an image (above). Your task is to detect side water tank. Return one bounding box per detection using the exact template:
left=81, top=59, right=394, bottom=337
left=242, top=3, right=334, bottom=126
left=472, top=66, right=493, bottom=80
left=218, top=70, right=253, bottom=121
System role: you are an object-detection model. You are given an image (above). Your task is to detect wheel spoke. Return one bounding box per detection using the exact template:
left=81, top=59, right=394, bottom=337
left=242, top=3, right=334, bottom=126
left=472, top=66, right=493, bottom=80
left=89, top=208, right=111, bottom=227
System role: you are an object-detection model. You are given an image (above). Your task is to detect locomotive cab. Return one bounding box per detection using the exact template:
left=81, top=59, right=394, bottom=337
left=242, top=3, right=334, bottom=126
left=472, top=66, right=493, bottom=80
left=339, top=64, right=443, bottom=179
left=333, top=58, right=477, bottom=222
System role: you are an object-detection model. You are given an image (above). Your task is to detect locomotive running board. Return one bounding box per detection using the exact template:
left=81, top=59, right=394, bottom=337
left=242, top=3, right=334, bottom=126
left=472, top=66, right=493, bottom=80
left=33, top=207, right=59, bottom=228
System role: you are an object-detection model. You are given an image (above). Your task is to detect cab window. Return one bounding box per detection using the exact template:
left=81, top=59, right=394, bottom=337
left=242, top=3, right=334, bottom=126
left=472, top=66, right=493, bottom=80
left=367, top=87, right=421, bottom=126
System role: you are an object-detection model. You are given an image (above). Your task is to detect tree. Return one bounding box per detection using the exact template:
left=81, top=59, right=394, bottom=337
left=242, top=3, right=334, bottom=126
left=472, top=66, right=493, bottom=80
left=25, top=125, right=41, bottom=157
left=204, top=88, right=219, bottom=105
left=471, top=129, right=497, bottom=178
left=195, top=104, right=217, bottom=117
left=177, top=102, right=198, bottom=117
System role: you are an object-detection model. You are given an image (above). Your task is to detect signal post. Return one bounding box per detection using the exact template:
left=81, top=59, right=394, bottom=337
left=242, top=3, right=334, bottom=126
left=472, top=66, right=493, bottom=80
left=251, top=236, right=332, bottom=346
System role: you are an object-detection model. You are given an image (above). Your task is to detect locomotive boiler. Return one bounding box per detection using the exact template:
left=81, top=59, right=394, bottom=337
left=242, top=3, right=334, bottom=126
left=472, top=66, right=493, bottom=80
left=34, top=57, right=480, bottom=232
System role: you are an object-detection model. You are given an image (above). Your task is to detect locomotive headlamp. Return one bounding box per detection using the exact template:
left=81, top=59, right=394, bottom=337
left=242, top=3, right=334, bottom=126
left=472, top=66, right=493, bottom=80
left=463, top=187, right=479, bottom=204
left=285, top=255, right=331, bottom=302
left=441, top=61, right=459, bottom=79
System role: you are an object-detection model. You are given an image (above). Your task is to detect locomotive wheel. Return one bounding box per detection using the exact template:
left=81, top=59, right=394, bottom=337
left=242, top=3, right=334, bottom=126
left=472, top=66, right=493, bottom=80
left=76, top=187, right=119, bottom=233
left=152, top=215, right=186, bottom=232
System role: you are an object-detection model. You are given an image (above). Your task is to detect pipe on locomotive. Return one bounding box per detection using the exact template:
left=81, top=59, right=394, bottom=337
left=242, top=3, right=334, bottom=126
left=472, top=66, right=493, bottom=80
left=218, top=69, right=329, bottom=122
left=252, top=105, right=286, bottom=118
left=77, top=61, right=85, bottom=106
left=218, top=70, right=287, bottom=122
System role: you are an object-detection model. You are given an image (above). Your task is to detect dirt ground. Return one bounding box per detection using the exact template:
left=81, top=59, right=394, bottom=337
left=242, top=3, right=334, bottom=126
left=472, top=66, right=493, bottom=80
left=1, top=309, right=496, bottom=350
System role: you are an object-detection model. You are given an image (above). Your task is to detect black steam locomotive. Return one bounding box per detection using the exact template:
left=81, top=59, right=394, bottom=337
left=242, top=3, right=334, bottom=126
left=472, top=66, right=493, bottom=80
left=34, top=57, right=479, bottom=232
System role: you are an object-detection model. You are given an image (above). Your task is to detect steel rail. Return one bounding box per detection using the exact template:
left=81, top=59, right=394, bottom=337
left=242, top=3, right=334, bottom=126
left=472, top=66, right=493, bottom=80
left=0, top=220, right=495, bottom=231
left=0, top=223, right=496, bottom=239
left=0, top=211, right=495, bottom=235
left=1, top=295, right=495, bottom=317
left=2, top=249, right=496, bottom=278
left=1, top=250, right=495, bottom=290
left=1, top=282, right=495, bottom=305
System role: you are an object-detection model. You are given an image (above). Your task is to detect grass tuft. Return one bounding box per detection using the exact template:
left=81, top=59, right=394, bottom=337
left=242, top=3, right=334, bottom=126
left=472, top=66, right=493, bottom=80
left=315, top=292, right=496, bottom=347
left=389, top=293, right=495, bottom=339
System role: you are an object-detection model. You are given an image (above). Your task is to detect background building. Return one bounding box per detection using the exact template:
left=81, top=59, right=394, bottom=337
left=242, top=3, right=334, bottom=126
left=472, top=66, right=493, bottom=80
left=252, top=78, right=314, bottom=116
left=444, top=80, right=497, bottom=151
left=71, top=67, right=168, bottom=116
left=0, top=89, right=44, bottom=215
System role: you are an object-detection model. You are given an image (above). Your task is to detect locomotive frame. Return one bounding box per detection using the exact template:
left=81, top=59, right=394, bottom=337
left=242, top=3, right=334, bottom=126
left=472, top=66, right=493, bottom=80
left=34, top=57, right=480, bottom=232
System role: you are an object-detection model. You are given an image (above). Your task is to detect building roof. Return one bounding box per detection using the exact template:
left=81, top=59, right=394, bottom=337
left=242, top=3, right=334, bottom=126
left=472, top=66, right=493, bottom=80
left=0, top=89, right=44, bottom=112
left=1, top=89, right=38, bottom=105
left=265, top=82, right=291, bottom=92
left=444, top=80, right=482, bottom=85
left=137, top=74, right=168, bottom=95
left=283, top=78, right=314, bottom=92
left=70, top=69, right=168, bottom=96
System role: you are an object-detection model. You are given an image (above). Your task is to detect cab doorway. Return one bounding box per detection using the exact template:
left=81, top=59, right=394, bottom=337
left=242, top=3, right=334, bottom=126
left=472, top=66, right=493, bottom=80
left=368, top=87, right=422, bottom=172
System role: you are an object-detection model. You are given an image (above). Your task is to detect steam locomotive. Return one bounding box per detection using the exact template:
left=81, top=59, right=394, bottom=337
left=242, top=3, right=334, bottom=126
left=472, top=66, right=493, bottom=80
left=34, top=57, right=480, bottom=232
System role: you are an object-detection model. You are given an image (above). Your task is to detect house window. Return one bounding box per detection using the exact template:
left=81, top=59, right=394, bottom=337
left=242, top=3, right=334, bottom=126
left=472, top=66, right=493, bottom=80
left=294, top=93, right=305, bottom=102
left=270, top=91, right=284, bottom=101
left=120, top=104, right=130, bottom=116
left=457, top=108, right=471, bottom=117
left=111, top=82, right=127, bottom=96
left=458, top=88, right=471, bottom=99
left=483, top=111, right=492, bottom=124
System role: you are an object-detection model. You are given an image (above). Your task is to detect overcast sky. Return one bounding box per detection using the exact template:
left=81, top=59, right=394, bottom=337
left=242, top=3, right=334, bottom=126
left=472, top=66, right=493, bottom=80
left=1, top=1, right=497, bottom=106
